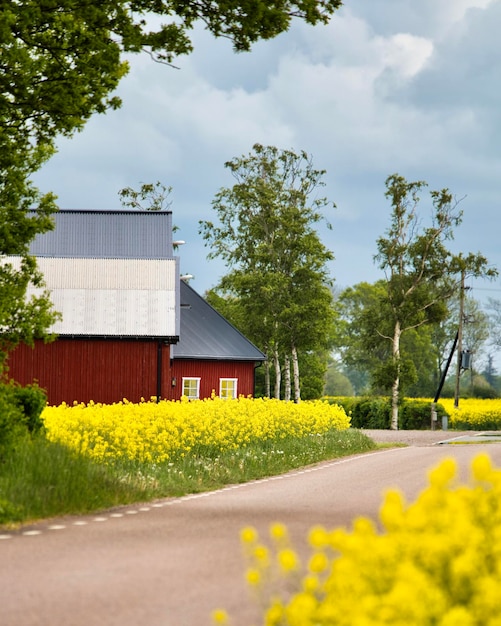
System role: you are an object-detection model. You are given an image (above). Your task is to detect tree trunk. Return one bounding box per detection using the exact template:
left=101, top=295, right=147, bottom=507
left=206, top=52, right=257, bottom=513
left=291, top=344, right=301, bottom=403
left=284, top=354, right=291, bottom=401
left=264, top=360, right=270, bottom=398
left=391, top=320, right=401, bottom=430
left=273, top=349, right=281, bottom=399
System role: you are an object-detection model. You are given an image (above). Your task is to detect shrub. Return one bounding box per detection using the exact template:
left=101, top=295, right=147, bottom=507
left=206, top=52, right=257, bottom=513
left=0, top=381, right=47, bottom=458
left=322, top=396, right=358, bottom=417
left=350, top=397, right=391, bottom=429
left=0, top=391, right=27, bottom=458
left=399, top=400, right=447, bottom=430
left=324, top=397, right=450, bottom=430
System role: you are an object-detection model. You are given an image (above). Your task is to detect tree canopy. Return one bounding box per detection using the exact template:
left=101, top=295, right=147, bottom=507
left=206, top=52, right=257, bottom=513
left=0, top=197, right=60, bottom=374
left=200, top=144, right=336, bottom=401
left=338, top=174, right=497, bottom=427
left=1, top=0, right=343, bottom=178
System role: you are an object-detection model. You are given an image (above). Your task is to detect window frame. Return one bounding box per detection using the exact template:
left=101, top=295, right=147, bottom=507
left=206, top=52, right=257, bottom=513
left=182, top=377, right=201, bottom=400
left=219, top=378, right=238, bottom=400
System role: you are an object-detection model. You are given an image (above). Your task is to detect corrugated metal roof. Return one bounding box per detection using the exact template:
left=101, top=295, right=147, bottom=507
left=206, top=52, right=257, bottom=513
left=30, top=210, right=174, bottom=259
left=25, top=257, right=178, bottom=338
left=172, top=281, right=266, bottom=361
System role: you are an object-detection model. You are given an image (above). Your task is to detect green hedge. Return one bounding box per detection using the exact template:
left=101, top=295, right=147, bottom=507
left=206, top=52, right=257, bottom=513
left=323, top=396, right=448, bottom=430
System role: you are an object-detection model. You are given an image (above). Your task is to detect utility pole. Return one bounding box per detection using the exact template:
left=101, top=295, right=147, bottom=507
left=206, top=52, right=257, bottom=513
left=454, top=269, right=466, bottom=408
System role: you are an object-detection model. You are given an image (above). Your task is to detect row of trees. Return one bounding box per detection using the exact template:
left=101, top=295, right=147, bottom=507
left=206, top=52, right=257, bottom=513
left=331, top=286, right=501, bottom=397
left=196, top=146, right=497, bottom=430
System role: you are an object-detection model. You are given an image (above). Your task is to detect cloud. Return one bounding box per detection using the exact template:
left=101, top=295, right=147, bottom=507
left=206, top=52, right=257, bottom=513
left=32, top=0, right=501, bottom=302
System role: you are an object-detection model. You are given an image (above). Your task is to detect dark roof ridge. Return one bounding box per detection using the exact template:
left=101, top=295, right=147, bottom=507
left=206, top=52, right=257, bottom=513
left=30, top=209, right=173, bottom=215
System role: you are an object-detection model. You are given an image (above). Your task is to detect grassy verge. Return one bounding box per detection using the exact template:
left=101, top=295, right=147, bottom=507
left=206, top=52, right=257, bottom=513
left=0, top=428, right=375, bottom=528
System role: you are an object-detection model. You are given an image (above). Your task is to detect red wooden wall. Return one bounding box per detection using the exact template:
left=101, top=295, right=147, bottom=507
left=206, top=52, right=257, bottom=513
left=169, top=359, right=259, bottom=400
left=7, top=339, right=172, bottom=406
left=8, top=341, right=260, bottom=405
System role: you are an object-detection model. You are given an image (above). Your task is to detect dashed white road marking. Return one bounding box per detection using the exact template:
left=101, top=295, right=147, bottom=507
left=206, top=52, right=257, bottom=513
left=1, top=448, right=407, bottom=541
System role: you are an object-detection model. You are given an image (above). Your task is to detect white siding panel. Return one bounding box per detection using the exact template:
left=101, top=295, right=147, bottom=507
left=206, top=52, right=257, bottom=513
left=37, top=257, right=177, bottom=290
left=22, top=257, right=178, bottom=337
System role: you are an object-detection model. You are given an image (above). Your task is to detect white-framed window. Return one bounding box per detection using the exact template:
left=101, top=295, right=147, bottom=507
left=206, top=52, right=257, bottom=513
left=182, top=377, right=201, bottom=400
left=219, top=378, right=238, bottom=399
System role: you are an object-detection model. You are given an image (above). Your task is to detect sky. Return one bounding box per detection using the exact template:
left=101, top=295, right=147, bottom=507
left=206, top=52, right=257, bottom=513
left=33, top=0, right=501, bottom=306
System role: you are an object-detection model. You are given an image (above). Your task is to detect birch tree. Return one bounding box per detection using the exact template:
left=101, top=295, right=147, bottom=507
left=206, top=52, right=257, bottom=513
left=200, top=144, right=336, bottom=401
left=375, top=173, right=496, bottom=429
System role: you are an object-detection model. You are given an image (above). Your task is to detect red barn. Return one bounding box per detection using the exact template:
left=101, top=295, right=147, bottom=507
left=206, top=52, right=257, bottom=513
left=7, top=210, right=265, bottom=405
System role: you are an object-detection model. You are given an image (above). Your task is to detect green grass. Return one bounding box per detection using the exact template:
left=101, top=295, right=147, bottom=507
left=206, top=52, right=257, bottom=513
left=0, top=429, right=376, bottom=527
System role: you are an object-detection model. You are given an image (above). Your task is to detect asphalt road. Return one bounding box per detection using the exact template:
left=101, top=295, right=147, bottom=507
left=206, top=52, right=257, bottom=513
left=2, top=439, right=501, bottom=626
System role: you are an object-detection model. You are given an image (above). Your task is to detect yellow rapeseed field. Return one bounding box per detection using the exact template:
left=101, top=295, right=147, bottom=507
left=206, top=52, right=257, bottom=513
left=42, top=397, right=350, bottom=463
left=234, top=453, right=501, bottom=626
left=438, top=398, right=501, bottom=430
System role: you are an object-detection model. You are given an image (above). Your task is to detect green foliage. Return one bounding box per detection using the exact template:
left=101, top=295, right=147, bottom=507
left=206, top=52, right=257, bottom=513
left=325, top=396, right=448, bottom=430
left=118, top=181, right=173, bottom=212
left=399, top=399, right=447, bottom=430
left=322, top=395, right=359, bottom=416
left=0, top=498, right=24, bottom=525
left=471, top=382, right=499, bottom=399
left=296, top=351, right=330, bottom=399
left=0, top=390, right=28, bottom=458
left=323, top=364, right=354, bottom=396
left=0, top=198, right=60, bottom=371
left=0, top=381, right=47, bottom=458
left=2, top=0, right=343, bottom=183
left=200, top=144, right=337, bottom=400
left=338, top=174, right=497, bottom=429
left=9, top=382, right=47, bottom=434
left=350, top=397, right=392, bottom=429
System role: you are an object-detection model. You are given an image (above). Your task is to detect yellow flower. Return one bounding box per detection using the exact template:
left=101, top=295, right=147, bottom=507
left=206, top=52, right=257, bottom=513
left=471, top=452, right=493, bottom=482
left=241, top=526, right=258, bottom=545
left=237, top=454, right=501, bottom=626
left=211, top=609, right=229, bottom=625
left=308, top=552, right=328, bottom=573
left=245, top=568, right=261, bottom=586
left=270, top=522, right=288, bottom=542
left=278, top=548, right=299, bottom=573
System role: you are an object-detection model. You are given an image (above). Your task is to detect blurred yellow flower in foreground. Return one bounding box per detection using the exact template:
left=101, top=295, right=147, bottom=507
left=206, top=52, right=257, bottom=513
left=235, top=453, right=501, bottom=626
